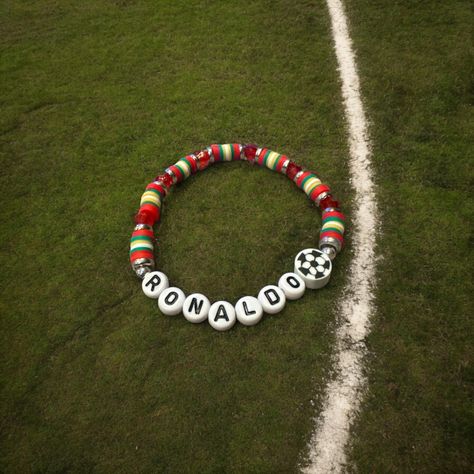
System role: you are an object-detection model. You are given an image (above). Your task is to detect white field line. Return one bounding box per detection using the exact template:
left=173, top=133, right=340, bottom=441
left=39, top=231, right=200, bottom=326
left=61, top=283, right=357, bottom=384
left=302, top=0, right=377, bottom=473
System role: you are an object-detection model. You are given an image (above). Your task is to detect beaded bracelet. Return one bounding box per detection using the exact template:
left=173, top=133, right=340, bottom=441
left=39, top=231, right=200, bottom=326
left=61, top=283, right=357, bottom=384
left=130, top=144, right=345, bottom=331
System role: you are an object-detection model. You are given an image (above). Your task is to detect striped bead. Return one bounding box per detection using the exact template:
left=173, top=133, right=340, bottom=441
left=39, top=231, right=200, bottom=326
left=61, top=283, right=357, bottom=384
left=166, top=160, right=188, bottom=183
left=257, top=149, right=284, bottom=171
left=183, top=154, right=198, bottom=174
left=172, top=155, right=196, bottom=180
left=137, top=182, right=164, bottom=224
left=309, top=184, right=331, bottom=203
left=295, top=170, right=311, bottom=187
left=148, top=182, right=167, bottom=199
left=291, top=169, right=328, bottom=200
left=130, top=228, right=155, bottom=263
left=302, top=176, right=323, bottom=196
left=319, top=210, right=345, bottom=250
left=210, top=144, right=241, bottom=162
left=276, top=155, right=289, bottom=173
left=140, top=188, right=162, bottom=208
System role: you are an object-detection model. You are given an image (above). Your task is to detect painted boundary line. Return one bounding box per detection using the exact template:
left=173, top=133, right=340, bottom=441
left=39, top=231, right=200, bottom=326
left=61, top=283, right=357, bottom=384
left=302, top=0, right=377, bottom=472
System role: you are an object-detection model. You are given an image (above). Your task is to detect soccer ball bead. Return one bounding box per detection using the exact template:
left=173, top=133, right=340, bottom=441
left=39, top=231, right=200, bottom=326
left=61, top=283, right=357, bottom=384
left=294, top=248, right=332, bottom=289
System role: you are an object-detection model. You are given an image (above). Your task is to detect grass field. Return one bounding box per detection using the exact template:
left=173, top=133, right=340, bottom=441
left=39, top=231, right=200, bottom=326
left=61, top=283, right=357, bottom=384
left=346, top=1, right=473, bottom=472
left=1, top=0, right=472, bottom=472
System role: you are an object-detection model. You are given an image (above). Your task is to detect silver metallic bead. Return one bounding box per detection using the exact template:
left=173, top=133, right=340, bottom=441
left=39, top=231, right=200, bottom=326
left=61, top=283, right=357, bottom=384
left=236, top=143, right=242, bottom=159
left=165, top=168, right=177, bottom=184
left=240, top=144, right=247, bottom=160
left=136, top=266, right=152, bottom=279
left=319, top=235, right=342, bottom=254
left=320, top=245, right=337, bottom=261
left=188, top=153, right=198, bottom=172
left=280, top=158, right=290, bottom=174
left=294, top=170, right=304, bottom=182
left=207, top=146, right=215, bottom=164
left=256, top=147, right=262, bottom=160
left=134, top=223, right=153, bottom=232
left=132, top=257, right=155, bottom=279
left=314, top=191, right=330, bottom=207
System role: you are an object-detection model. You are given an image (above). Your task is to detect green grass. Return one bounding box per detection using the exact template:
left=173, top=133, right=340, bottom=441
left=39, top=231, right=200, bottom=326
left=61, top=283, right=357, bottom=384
left=1, top=0, right=473, bottom=472
left=0, top=1, right=351, bottom=472
left=346, top=0, right=474, bottom=472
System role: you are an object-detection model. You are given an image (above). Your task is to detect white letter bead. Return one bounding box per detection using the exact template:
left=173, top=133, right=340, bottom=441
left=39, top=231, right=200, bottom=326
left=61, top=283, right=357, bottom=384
left=235, top=296, right=263, bottom=326
left=142, top=271, right=169, bottom=299
left=208, top=301, right=236, bottom=331
left=294, top=248, right=332, bottom=289
left=278, top=272, right=305, bottom=300
left=158, top=287, right=186, bottom=316
left=183, top=293, right=211, bottom=323
left=258, top=285, right=286, bottom=314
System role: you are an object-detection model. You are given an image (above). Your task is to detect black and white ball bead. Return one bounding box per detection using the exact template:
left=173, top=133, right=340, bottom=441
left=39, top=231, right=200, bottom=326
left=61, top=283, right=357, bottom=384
left=294, top=248, right=332, bottom=289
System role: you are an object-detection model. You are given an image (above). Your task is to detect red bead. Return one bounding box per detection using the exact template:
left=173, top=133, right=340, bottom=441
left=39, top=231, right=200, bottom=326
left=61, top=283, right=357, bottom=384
left=286, top=162, right=301, bottom=180
left=134, top=210, right=155, bottom=226
left=319, top=195, right=340, bottom=210
left=243, top=144, right=258, bottom=161
left=155, top=173, right=173, bottom=188
left=194, top=149, right=211, bottom=170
